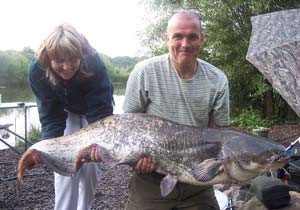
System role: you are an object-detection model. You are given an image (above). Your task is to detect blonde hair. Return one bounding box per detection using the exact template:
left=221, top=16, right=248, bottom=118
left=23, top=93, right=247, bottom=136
left=36, top=24, right=95, bottom=85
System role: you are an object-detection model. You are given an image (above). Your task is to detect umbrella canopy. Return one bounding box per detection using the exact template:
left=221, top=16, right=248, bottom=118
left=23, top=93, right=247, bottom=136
left=246, top=9, right=300, bottom=116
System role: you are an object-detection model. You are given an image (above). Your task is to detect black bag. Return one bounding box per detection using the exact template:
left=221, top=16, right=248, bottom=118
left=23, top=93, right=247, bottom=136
left=249, top=176, right=291, bottom=209
left=287, top=159, right=300, bottom=186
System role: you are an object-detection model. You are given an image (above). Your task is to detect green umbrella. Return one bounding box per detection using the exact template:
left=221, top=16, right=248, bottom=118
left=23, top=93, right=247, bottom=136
left=246, top=9, right=300, bottom=116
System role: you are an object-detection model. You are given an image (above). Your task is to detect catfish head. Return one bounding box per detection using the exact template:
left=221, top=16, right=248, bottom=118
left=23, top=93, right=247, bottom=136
left=222, top=131, right=289, bottom=181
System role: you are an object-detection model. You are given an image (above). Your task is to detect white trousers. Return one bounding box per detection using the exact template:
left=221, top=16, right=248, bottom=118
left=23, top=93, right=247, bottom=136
left=54, top=111, right=101, bottom=210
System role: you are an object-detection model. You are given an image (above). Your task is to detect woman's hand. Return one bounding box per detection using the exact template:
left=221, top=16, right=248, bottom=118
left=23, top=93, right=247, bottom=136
left=90, top=146, right=100, bottom=161
left=28, top=150, right=43, bottom=170
left=81, top=146, right=100, bottom=162
left=31, top=150, right=42, bottom=164
left=133, top=157, right=155, bottom=173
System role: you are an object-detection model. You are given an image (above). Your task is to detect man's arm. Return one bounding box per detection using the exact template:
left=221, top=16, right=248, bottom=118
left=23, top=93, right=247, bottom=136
left=123, top=63, right=155, bottom=173
left=209, top=77, right=230, bottom=128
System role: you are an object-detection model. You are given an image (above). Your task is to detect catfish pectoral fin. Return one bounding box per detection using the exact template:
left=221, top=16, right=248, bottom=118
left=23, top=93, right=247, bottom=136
left=160, top=174, right=178, bottom=197
left=192, top=158, right=223, bottom=182
left=36, top=150, right=76, bottom=176
left=94, top=145, right=119, bottom=167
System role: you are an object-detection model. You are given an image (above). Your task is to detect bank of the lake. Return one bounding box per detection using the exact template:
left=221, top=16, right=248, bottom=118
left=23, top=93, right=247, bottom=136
left=0, top=95, right=125, bottom=150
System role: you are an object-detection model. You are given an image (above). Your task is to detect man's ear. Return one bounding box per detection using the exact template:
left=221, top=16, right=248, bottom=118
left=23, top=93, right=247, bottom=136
left=165, top=32, right=169, bottom=45
left=200, top=32, right=205, bottom=44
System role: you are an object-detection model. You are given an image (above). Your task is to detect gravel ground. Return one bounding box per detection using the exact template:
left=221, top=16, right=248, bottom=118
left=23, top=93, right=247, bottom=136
left=0, top=125, right=300, bottom=210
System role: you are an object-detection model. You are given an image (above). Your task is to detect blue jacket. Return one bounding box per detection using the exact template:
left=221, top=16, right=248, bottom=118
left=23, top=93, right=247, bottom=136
left=28, top=53, right=114, bottom=139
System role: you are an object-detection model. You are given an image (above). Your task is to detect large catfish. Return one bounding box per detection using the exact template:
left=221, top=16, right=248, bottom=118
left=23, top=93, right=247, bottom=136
left=17, top=113, right=289, bottom=196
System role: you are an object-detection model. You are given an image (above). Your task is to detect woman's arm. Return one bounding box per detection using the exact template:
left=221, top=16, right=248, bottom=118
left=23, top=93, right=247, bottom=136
left=28, top=58, right=67, bottom=139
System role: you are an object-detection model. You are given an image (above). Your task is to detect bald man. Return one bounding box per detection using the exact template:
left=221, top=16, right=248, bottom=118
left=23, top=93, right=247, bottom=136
left=123, top=10, right=230, bottom=210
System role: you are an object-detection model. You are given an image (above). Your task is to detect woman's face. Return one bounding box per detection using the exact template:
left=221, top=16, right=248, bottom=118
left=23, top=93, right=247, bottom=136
left=50, top=57, right=81, bottom=80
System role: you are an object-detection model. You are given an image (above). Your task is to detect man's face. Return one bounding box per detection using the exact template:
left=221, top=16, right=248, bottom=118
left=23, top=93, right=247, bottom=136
left=165, top=14, right=204, bottom=67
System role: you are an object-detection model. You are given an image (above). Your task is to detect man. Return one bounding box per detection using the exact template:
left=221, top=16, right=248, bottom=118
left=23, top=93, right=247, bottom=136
left=123, top=10, right=230, bottom=210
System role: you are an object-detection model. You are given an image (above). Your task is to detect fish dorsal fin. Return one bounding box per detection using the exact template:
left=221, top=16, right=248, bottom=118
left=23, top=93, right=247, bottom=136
left=192, top=158, right=223, bottom=182
left=160, top=174, right=178, bottom=197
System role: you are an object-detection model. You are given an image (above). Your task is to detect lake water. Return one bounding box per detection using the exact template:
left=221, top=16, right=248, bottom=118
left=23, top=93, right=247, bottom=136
left=0, top=95, right=125, bottom=150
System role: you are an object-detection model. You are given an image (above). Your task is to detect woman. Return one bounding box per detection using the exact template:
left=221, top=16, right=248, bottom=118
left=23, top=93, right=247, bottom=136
left=28, top=23, right=114, bottom=210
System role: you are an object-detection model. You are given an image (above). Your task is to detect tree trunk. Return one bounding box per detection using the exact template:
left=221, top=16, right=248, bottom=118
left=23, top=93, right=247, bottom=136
left=264, top=79, right=273, bottom=119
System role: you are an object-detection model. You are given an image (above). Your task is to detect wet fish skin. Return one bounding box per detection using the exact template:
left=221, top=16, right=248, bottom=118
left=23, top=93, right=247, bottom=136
left=17, top=113, right=289, bottom=196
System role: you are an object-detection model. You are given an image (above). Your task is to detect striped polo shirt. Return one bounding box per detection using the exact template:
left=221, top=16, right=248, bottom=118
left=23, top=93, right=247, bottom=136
left=123, top=54, right=230, bottom=127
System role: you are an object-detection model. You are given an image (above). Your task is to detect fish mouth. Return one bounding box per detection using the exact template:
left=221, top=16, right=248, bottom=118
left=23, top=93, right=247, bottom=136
left=269, top=153, right=290, bottom=164
left=262, top=152, right=290, bottom=172
left=276, top=156, right=290, bottom=163
left=229, top=150, right=289, bottom=174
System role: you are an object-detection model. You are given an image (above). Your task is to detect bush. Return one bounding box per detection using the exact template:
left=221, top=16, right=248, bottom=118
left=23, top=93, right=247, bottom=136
left=16, top=125, right=41, bottom=147
left=28, top=125, right=42, bottom=143
left=231, top=109, right=272, bottom=129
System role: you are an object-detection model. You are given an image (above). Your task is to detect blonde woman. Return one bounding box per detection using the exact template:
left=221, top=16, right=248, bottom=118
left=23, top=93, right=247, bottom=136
left=28, top=24, right=114, bottom=210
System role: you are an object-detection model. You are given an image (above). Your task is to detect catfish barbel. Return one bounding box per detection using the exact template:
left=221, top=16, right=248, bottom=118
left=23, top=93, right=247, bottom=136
left=17, top=113, right=289, bottom=196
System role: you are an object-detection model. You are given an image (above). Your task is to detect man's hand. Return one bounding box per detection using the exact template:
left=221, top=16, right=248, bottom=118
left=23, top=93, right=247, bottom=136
left=133, top=157, right=155, bottom=173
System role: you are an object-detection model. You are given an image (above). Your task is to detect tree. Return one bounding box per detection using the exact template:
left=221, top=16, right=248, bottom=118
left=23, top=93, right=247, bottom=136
left=0, top=50, right=29, bottom=87
left=202, top=0, right=299, bottom=120
left=22, top=47, right=35, bottom=60
left=99, top=53, right=132, bottom=85
left=140, top=0, right=300, bottom=121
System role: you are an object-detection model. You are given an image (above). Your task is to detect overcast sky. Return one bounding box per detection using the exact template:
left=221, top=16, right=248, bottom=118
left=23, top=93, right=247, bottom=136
left=0, top=0, right=145, bottom=57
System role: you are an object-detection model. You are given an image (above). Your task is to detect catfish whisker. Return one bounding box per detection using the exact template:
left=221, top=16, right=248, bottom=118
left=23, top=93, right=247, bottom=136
left=258, top=158, right=275, bottom=177
left=281, top=167, right=291, bottom=178
left=289, top=162, right=300, bottom=171
left=259, top=150, right=288, bottom=176
left=269, top=169, right=274, bottom=179
left=244, top=187, right=255, bottom=201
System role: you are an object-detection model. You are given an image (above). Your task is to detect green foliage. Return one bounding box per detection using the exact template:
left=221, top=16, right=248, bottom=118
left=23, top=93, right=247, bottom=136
left=99, top=53, right=132, bottom=85
left=110, top=56, right=141, bottom=69
left=231, top=109, right=272, bottom=129
left=0, top=49, right=139, bottom=98
left=140, top=0, right=300, bottom=121
left=272, top=91, right=300, bottom=124
left=22, top=47, right=35, bottom=60
left=0, top=50, right=31, bottom=87
left=28, top=125, right=42, bottom=143
left=16, top=125, right=42, bottom=146
left=99, top=53, right=143, bottom=95
left=200, top=0, right=299, bottom=117
left=0, top=85, right=35, bottom=102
